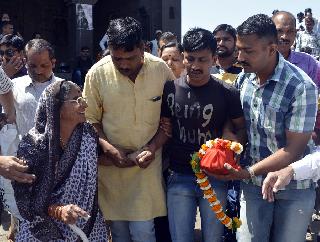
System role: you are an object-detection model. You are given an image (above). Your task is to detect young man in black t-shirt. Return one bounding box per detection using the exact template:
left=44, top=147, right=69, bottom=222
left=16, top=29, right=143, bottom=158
left=161, top=28, right=246, bottom=242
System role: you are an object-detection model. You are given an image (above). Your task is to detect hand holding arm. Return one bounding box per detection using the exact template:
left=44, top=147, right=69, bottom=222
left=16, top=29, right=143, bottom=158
left=92, top=123, right=136, bottom=168
left=130, top=117, right=172, bottom=169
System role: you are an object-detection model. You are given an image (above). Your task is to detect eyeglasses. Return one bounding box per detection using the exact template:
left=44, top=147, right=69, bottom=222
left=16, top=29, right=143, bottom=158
left=0, top=49, right=17, bottom=58
left=63, top=96, right=87, bottom=105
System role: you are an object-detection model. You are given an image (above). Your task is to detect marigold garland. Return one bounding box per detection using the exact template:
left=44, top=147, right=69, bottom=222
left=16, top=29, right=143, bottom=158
left=190, top=138, right=243, bottom=230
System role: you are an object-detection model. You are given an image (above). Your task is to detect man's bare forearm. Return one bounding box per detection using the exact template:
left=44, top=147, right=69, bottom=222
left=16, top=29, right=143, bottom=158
left=252, top=148, right=299, bottom=176
left=0, top=90, right=16, bottom=123
left=252, top=131, right=311, bottom=176
left=92, top=123, right=113, bottom=153
left=222, top=117, right=247, bottom=145
left=235, top=127, right=247, bottom=146
left=147, top=128, right=170, bottom=152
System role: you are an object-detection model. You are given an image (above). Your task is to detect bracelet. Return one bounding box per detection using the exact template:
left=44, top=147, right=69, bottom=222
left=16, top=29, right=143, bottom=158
left=48, top=205, right=63, bottom=221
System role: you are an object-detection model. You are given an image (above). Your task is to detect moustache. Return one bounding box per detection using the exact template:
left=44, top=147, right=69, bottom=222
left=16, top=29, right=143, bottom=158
left=217, top=45, right=227, bottom=50
left=237, top=61, right=250, bottom=67
left=279, top=39, right=290, bottom=45
left=190, top=70, right=203, bottom=74
left=119, top=68, right=130, bottom=73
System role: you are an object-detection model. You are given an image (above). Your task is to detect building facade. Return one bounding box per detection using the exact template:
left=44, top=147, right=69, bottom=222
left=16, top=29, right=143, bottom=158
left=0, top=0, right=181, bottom=69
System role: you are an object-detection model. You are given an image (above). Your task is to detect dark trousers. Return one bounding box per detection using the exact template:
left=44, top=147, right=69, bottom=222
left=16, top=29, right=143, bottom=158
left=223, top=181, right=240, bottom=242
left=155, top=169, right=172, bottom=242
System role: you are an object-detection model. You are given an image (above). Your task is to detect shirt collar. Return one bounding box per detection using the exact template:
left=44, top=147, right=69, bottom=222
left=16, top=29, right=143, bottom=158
left=266, top=52, right=284, bottom=83
left=27, top=74, right=54, bottom=87
left=288, top=50, right=302, bottom=65
left=139, top=53, right=148, bottom=75
left=250, top=52, right=283, bottom=85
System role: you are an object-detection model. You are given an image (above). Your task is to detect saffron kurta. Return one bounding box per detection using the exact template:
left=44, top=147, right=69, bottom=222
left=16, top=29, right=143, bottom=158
left=83, top=52, right=175, bottom=220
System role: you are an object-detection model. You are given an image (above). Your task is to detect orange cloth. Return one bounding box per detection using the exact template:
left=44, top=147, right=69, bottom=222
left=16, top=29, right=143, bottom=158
left=200, top=141, right=240, bottom=175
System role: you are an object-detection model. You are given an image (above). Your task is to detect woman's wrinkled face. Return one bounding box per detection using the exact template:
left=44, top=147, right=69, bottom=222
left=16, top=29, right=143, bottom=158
left=60, top=84, right=88, bottom=125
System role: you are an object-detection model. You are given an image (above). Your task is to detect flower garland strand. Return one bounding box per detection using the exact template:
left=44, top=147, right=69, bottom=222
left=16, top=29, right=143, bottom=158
left=190, top=138, right=243, bottom=230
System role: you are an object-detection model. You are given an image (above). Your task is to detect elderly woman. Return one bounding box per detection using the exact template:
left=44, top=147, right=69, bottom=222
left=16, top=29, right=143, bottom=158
left=13, top=80, right=109, bottom=241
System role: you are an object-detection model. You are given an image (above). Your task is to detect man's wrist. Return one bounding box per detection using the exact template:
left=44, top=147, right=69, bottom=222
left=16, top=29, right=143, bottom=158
left=245, top=166, right=256, bottom=180
left=99, top=139, right=115, bottom=154
left=144, top=143, right=157, bottom=153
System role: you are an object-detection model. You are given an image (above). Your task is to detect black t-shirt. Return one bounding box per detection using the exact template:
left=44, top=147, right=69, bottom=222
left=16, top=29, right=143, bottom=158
left=161, top=75, right=243, bottom=174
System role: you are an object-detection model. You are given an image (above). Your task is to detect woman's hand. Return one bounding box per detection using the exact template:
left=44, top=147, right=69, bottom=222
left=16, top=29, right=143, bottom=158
left=60, top=204, right=88, bottom=224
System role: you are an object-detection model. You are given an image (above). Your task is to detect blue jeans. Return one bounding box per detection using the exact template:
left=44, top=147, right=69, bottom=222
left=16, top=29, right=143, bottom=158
left=237, top=181, right=315, bottom=242
left=110, top=220, right=156, bottom=242
left=167, top=170, right=227, bottom=242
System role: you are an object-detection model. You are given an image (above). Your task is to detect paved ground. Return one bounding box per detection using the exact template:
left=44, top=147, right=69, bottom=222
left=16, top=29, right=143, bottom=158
left=0, top=208, right=318, bottom=242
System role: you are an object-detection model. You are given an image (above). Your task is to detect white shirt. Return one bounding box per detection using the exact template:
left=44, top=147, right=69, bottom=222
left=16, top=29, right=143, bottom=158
left=12, top=74, right=62, bottom=136
left=291, top=146, right=320, bottom=182
left=0, top=67, right=13, bottom=94
left=99, top=33, right=108, bottom=51
left=151, top=39, right=158, bottom=57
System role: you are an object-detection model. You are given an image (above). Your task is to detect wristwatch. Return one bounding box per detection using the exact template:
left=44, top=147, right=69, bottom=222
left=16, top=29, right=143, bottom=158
left=246, top=166, right=256, bottom=181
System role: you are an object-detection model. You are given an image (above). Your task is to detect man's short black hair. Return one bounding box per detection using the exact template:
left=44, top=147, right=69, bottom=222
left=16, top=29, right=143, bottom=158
left=25, top=38, right=55, bottom=59
left=183, top=27, right=217, bottom=54
left=145, top=40, right=153, bottom=50
left=297, top=12, right=304, bottom=18
left=213, top=24, right=237, bottom=41
left=80, top=46, right=90, bottom=51
left=160, top=41, right=183, bottom=56
left=155, top=30, right=162, bottom=40
left=158, top=32, right=177, bottom=48
left=305, top=8, right=312, bottom=14
left=107, top=17, right=143, bottom=51
left=0, top=34, right=24, bottom=51
left=237, top=14, right=278, bottom=44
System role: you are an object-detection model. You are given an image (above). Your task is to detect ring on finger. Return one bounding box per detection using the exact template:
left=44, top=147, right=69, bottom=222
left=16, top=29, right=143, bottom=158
left=74, top=207, right=80, bottom=213
left=67, top=207, right=73, bottom=215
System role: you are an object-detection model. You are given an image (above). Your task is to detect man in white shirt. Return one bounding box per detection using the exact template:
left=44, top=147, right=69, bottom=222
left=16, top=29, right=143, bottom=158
left=0, top=66, right=35, bottom=183
left=12, top=39, right=62, bottom=136
left=99, top=33, right=108, bottom=51
left=150, top=30, right=162, bottom=57
left=262, top=148, right=320, bottom=202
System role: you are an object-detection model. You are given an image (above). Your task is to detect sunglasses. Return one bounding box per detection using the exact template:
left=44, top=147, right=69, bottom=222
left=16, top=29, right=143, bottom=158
left=0, top=49, right=17, bottom=58
left=63, top=96, right=87, bottom=105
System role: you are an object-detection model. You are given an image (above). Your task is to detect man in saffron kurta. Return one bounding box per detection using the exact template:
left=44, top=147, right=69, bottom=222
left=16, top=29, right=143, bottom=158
left=83, top=17, right=175, bottom=242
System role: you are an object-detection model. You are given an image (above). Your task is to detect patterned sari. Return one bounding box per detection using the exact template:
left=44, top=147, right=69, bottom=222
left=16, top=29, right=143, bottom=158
left=12, top=81, right=109, bottom=241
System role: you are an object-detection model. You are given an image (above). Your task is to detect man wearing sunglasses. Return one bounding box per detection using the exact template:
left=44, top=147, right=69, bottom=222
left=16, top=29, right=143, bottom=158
left=0, top=34, right=26, bottom=79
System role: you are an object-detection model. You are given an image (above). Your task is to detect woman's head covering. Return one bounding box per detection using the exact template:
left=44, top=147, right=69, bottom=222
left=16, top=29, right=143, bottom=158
left=13, top=80, right=85, bottom=240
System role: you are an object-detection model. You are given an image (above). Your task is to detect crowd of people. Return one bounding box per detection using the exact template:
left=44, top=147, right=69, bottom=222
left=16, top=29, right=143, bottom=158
left=0, top=7, right=319, bottom=242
